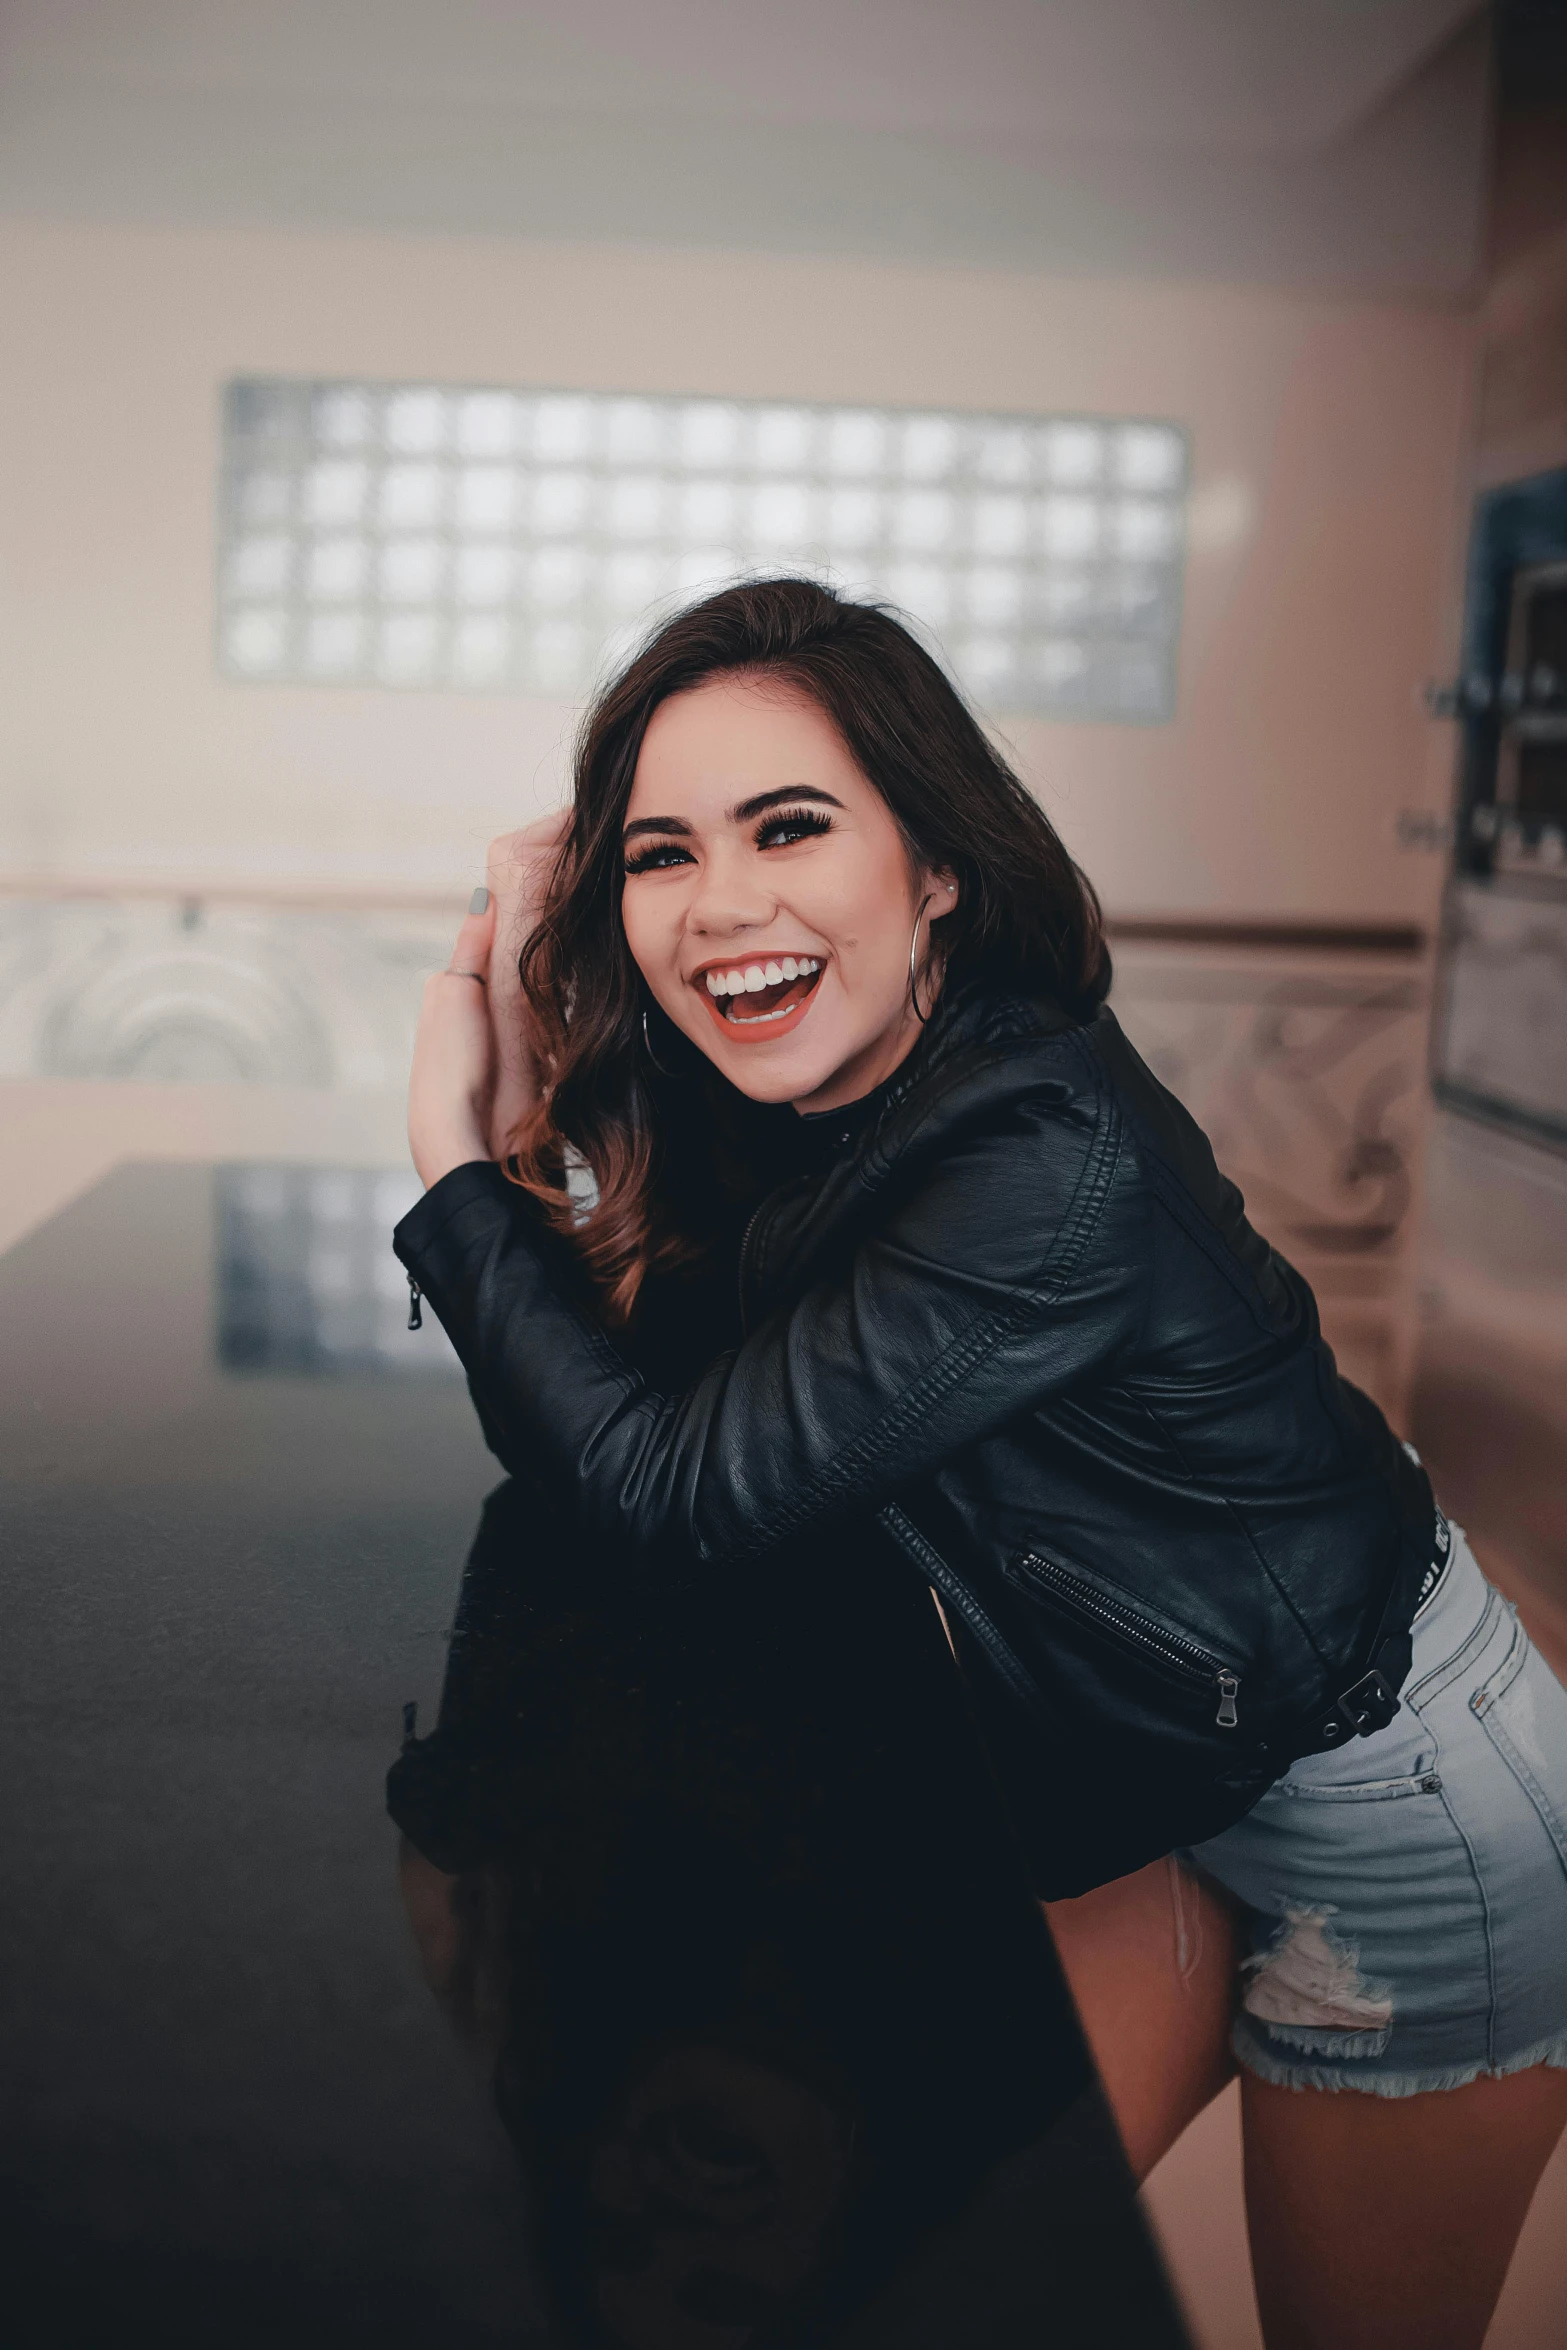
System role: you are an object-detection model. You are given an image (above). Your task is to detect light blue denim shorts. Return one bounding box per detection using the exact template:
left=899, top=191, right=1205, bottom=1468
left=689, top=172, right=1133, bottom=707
left=1187, top=1520, right=1567, bottom=2096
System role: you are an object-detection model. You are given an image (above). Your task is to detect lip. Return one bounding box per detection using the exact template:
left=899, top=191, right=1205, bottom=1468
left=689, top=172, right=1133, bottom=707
left=692, top=956, right=826, bottom=1046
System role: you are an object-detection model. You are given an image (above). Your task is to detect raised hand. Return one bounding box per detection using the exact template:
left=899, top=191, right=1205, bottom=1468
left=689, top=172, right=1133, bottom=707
left=483, top=812, right=570, bottom=1158
left=408, top=891, right=500, bottom=1190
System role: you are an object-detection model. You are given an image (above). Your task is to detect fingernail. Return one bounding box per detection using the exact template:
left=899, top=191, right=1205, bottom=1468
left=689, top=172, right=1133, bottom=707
left=469, top=886, right=490, bottom=914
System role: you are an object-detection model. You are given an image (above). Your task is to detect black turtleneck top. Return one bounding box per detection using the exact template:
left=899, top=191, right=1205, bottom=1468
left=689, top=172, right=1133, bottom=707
left=621, top=1070, right=899, bottom=1394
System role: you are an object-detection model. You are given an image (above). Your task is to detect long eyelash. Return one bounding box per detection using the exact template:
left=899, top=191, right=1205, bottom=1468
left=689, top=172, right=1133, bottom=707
left=623, top=807, right=830, bottom=875
left=757, top=806, right=833, bottom=846
left=622, top=841, right=693, bottom=875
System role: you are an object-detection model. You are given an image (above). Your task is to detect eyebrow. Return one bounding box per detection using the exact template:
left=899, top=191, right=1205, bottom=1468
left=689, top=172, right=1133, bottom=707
left=622, top=785, right=845, bottom=841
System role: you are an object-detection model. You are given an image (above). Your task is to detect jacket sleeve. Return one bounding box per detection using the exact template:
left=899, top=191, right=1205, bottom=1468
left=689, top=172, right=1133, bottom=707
left=393, top=1063, right=1145, bottom=1569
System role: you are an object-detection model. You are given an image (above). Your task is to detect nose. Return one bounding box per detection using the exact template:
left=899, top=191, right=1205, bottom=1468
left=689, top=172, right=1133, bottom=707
left=684, top=839, right=776, bottom=941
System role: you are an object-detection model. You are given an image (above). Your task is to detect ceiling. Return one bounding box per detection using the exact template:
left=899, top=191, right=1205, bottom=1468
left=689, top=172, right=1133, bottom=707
left=0, top=0, right=1494, bottom=289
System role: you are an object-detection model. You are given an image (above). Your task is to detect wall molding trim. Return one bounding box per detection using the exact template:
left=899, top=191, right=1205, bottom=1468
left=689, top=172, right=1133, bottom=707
left=1106, top=916, right=1428, bottom=957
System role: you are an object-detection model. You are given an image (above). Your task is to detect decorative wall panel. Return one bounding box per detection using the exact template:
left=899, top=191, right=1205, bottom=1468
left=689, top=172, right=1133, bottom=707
left=1109, top=941, right=1430, bottom=1419
left=0, top=895, right=451, bottom=1090
left=1433, top=879, right=1567, bottom=1148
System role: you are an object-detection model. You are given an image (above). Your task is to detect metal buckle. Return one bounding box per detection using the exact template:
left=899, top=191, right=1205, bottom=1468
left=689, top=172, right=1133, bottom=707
left=1335, top=1668, right=1401, bottom=1738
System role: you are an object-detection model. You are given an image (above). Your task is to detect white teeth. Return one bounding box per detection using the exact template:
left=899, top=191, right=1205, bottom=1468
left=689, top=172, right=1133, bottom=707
left=703, top=956, right=820, bottom=998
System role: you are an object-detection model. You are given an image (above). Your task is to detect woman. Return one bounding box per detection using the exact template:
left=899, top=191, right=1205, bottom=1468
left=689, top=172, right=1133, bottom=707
left=400, top=579, right=1567, bottom=2350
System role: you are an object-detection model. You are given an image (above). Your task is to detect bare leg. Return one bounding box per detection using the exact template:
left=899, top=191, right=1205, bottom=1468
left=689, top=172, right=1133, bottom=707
left=1241, top=2063, right=1567, bottom=2350
left=1044, top=1856, right=1239, bottom=2182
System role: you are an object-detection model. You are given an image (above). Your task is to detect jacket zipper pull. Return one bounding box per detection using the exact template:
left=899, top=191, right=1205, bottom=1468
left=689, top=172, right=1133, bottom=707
left=1215, top=1670, right=1240, bottom=1729
left=406, top=1273, right=422, bottom=1331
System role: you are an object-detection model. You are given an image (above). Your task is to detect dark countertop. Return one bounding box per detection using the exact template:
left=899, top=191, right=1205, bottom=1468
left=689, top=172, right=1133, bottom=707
left=0, top=1161, right=1187, bottom=2350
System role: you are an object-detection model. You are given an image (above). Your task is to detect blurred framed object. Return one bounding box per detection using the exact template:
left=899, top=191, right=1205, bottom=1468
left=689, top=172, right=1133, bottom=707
left=1431, top=466, right=1567, bottom=1150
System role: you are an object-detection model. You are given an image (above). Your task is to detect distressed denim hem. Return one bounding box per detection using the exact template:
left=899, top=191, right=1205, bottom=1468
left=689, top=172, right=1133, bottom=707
left=1231, top=2019, right=1567, bottom=2098
left=1248, top=2021, right=1393, bottom=2059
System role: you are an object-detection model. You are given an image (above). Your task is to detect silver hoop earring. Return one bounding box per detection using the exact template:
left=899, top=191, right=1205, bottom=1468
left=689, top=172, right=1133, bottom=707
left=641, top=1005, right=675, bottom=1075
left=908, top=893, right=935, bottom=1025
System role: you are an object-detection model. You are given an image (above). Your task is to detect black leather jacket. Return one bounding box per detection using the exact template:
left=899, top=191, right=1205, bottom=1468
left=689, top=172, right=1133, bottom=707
left=395, top=976, right=1437, bottom=1895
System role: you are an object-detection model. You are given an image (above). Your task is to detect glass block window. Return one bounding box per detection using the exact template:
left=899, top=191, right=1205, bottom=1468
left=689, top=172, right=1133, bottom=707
left=217, top=378, right=1189, bottom=720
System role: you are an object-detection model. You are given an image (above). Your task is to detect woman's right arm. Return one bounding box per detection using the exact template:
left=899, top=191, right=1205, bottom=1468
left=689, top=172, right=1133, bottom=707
left=394, top=1044, right=1147, bottom=1572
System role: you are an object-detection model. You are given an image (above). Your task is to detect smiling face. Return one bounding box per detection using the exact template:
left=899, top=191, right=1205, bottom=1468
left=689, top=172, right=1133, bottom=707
left=619, top=675, right=954, bottom=1113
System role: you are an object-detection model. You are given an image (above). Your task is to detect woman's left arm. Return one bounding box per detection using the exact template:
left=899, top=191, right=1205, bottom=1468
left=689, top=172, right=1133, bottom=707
left=394, top=1051, right=1144, bottom=1572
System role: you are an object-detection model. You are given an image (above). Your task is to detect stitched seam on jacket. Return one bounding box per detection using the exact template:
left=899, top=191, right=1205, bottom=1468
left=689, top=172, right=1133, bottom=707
left=870, top=984, right=1046, bottom=1126
left=742, top=1034, right=1077, bottom=1303
left=1136, top=1152, right=1289, bottom=1331
left=1215, top=1490, right=1333, bottom=1681
left=741, top=1028, right=1098, bottom=1354
left=1097, top=1055, right=1337, bottom=1678
left=473, top=1217, right=642, bottom=1402
left=877, top=1503, right=1043, bottom=1710
left=860, top=1033, right=1082, bottom=1190
left=719, top=1078, right=1124, bottom=1565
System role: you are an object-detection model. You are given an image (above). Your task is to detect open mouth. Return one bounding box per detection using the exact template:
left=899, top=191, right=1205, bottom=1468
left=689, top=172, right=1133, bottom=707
left=697, top=956, right=824, bottom=1039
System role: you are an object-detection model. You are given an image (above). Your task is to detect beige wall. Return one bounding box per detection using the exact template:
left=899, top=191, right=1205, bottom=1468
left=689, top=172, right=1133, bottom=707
left=0, top=216, right=1472, bottom=921
left=1473, top=43, right=1567, bottom=489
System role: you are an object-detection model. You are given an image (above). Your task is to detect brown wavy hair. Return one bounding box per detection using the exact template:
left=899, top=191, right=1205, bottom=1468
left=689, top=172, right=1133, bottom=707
left=509, top=578, right=1108, bottom=1324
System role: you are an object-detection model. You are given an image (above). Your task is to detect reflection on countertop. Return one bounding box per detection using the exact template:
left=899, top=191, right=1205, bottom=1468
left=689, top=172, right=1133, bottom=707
left=0, top=1161, right=1188, bottom=2347
left=217, top=1164, right=461, bottom=1376
left=391, top=1477, right=1188, bottom=2348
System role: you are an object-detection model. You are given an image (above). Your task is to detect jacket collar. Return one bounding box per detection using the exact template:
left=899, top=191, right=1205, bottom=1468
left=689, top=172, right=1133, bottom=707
left=867, top=967, right=1078, bottom=1128
left=736, top=969, right=1085, bottom=1327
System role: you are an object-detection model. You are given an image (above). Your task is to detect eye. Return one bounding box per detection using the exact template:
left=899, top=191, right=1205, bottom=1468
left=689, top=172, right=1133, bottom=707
left=755, top=806, right=833, bottom=850
left=623, top=839, right=696, bottom=876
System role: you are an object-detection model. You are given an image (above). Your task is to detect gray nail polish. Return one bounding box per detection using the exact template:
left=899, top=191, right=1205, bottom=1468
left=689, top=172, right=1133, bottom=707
left=469, top=886, right=490, bottom=914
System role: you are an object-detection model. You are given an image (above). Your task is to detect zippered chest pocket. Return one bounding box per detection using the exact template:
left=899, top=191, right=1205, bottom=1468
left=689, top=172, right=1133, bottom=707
left=1003, top=1549, right=1243, bottom=1730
